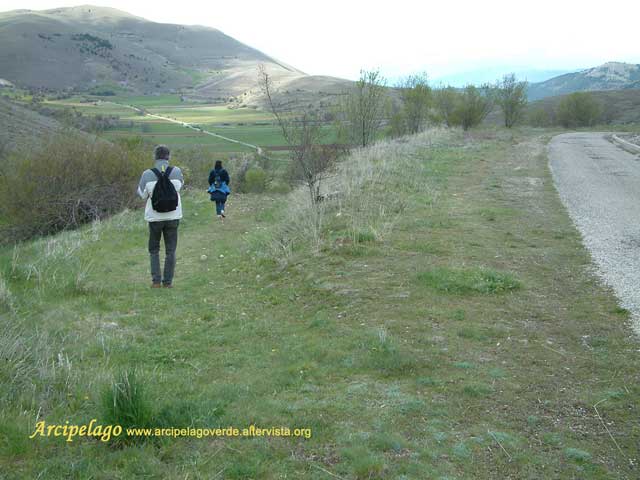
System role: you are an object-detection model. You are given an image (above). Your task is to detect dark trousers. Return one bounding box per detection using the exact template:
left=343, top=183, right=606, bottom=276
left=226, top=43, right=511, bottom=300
left=148, top=220, right=179, bottom=285
left=215, top=198, right=226, bottom=215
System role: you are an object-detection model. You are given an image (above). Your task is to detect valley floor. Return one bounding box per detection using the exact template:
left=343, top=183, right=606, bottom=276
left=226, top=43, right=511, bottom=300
left=1, top=128, right=638, bottom=479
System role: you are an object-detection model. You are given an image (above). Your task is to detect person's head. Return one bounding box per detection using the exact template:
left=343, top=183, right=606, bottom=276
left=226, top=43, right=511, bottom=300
left=154, top=145, right=170, bottom=161
left=214, top=160, right=223, bottom=170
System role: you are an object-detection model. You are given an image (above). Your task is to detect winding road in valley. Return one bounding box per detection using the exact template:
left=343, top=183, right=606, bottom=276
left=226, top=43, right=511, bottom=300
left=549, top=132, right=640, bottom=336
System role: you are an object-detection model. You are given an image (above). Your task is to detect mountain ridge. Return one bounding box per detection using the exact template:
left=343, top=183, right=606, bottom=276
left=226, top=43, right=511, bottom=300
left=527, top=61, right=640, bottom=100
left=0, top=5, right=349, bottom=102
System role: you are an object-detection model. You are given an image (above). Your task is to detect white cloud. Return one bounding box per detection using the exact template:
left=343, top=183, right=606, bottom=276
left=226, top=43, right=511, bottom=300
left=2, top=0, right=639, bottom=80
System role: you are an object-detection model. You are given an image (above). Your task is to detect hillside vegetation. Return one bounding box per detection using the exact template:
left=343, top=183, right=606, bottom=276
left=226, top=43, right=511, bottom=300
left=1, top=127, right=638, bottom=479
left=0, top=96, right=66, bottom=152
left=528, top=88, right=640, bottom=125
left=0, top=5, right=350, bottom=103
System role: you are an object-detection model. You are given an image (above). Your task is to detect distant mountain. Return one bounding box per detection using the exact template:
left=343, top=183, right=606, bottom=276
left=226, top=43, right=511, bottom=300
left=432, top=67, right=573, bottom=87
left=527, top=62, right=640, bottom=101
left=0, top=5, right=350, bottom=101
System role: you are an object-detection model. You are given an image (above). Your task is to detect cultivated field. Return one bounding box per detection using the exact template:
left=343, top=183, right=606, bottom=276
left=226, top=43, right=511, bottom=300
left=40, top=95, right=339, bottom=154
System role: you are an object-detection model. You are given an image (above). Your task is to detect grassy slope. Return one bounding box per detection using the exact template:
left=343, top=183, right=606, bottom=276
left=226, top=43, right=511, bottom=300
left=0, top=97, right=64, bottom=151
left=1, top=128, right=638, bottom=479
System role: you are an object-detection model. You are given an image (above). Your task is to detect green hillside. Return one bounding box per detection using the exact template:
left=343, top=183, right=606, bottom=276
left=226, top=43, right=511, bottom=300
left=528, top=88, right=640, bottom=125
left=1, top=127, right=637, bottom=479
left=0, top=96, right=65, bottom=152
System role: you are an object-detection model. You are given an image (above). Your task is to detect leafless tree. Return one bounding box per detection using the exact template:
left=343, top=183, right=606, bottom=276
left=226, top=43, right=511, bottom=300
left=258, top=65, right=335, bottom=207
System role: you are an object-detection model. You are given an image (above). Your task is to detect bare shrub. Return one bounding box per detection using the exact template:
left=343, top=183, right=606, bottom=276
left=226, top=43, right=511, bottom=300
left=259, top=65, right=336, bottom=208
left=258, top=65, right=340, bottom=252
left=337, top=69, right=390, bottom=147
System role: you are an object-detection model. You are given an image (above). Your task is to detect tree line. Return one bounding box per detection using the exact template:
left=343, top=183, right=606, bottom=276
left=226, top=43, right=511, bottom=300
left=332, top=70, right=604, bottom=142
left=258, top=66, right=610, bottom=217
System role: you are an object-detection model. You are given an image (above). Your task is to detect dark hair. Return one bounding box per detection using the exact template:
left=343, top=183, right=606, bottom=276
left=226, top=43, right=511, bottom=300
left=154, top=145, right=170, bottom=160
left=214, top=160, right=222, bottom=169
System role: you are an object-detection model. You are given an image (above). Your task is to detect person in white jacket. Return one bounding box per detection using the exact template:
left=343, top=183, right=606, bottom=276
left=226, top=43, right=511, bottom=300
left=137, top=145, right=184, bottom=288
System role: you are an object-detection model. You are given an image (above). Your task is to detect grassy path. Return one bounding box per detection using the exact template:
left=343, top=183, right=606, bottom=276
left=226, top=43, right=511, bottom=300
left=1, top=129, right=639, bottom=479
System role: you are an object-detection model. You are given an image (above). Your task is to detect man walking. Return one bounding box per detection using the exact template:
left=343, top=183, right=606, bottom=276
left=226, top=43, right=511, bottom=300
left=137, top=145, right=184, bottom=288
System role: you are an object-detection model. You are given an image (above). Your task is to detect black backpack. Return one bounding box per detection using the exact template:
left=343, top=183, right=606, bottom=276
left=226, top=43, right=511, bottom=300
left=151, top=166, right=178, bottom=212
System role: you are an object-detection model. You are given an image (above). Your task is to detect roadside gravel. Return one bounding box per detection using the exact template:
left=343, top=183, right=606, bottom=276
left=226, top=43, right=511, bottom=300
left=549, top=132, right=640, bottom=336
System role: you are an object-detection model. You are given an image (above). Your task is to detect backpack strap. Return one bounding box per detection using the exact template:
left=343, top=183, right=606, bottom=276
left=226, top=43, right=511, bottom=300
left=151, top=166, right=173, bottom=179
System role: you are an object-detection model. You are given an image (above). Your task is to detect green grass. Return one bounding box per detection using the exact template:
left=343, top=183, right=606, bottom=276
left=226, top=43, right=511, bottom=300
left=418, top=266, right=522, bottom=294
left=42, top=95, right=338, bottom=154
left=1, top=127, right=638, bottom=478
left=147, top=105, right=273, bottom=124
left=101, top=370, right=152, bottom=435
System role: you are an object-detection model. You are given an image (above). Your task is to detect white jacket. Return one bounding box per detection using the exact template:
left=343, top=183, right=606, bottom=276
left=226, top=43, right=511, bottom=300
left=137, top=160, right=184, bottom=222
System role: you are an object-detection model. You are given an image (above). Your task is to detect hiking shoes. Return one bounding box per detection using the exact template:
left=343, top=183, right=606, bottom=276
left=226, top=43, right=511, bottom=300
left=151, top=283, right=162, bottom=288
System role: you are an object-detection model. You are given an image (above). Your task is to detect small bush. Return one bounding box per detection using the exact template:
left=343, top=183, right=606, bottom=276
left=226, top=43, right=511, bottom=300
left=565, top=447, right=592, bottom=463
left=367, top=328, right=416, bottom=375
left=102, top=370, right=152, bottom=435
left=243, top=168, right=267, bottom=193
left=462, top=383, right=492, bottom=397
left=356, top=230, right=376, bottom=243
left=266, top=180, right=291, bottom=194
left=341, top=446, right=386, bottom=479
left=452, top=442, right=471, bottom=459
left=418, top=267, right=521, bottom=294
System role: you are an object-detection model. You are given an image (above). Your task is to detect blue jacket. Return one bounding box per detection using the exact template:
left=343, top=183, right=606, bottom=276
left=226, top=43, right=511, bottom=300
left=208, top=168, right=230, bottom=195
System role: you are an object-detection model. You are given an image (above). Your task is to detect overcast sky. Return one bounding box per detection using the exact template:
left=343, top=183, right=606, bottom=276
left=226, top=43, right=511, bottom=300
left=3, top=0, right=640, bottom=81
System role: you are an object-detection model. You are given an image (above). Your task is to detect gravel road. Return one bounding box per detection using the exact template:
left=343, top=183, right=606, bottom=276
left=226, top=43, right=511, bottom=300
left=549, top=132, right=640, bottom=336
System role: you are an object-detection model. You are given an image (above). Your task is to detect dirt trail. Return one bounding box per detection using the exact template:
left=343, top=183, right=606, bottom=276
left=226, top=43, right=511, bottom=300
left=549, top=132, right=640, bottom=336
left=105, top=101, right=263, bottom=154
